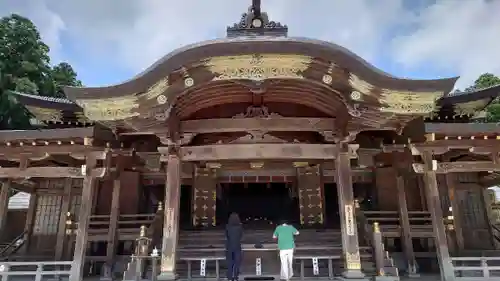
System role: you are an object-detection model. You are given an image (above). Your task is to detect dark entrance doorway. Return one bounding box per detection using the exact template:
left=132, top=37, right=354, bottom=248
left=323, top=183, right=339, bottom=227
left=218, top=183, right=299, bottom=228
left=143, top=184, right=193, bottom=229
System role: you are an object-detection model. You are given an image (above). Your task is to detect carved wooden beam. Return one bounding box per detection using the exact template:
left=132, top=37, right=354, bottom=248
left=175, top=143, right=357, bottom=161
left=412, top=161, right=500, bottom=174
left=425, top=123, right=500, bottom=136
left=0, top=167, right=108, bottom=178
left=383, top=139, right=500, bottom=156
left=180, top=117, right=335, bottom=134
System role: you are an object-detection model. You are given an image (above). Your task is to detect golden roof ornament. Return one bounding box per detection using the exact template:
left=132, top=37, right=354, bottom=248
left=226, top=0, right=287, bottom=38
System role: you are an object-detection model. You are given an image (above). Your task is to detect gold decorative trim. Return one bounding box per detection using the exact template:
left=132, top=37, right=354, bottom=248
left=75, top=95, right=140, bottom=121
left=25, top=106, right=63, bottom=122
left=348, top=74, right=374, bottom=96
left=204, top=54, right=312, bottom=81
left=143, top=77, right=169, bottom=100
left=379, top=89, right=443, bottom=114
left=454, top=99, right=489, bottom=116
left=346, top=252, right=361, bottom=270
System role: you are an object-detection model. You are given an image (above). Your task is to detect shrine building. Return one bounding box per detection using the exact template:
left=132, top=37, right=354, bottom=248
left=1, top=2, right=500, bottom=281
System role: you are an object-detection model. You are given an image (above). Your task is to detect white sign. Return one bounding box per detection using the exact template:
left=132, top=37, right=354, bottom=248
left=200, top=259, right=206, bottom=277
left=345, top=205, right=355, bottom=236
left=312, top=258, right=319, bottom=275
left=256, top=258, right=262, bottom=276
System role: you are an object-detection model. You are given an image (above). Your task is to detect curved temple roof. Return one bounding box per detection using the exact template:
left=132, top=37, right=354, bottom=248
left=10, top=2, right=500, bottom=133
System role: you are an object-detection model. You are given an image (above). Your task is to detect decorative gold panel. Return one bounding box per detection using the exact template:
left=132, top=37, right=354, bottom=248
left=346, top=252, right=362, bottom=270
left=454, top=99, right=489, bottom=116
left=143, top=77, right=169, bottom=100
left=348, top=74, right=374, bottom=96
left=75, top=95, right=140, bottom=121
left=379, top=89, right=443, bottom=114
left=26, top=106, right=63, bottom=122
left=204, top=54, right=312, bottom=81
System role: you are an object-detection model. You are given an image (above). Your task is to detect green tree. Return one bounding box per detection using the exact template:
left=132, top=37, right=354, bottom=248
left=51, top=62, right=83, bottom=97
left=471, top=73, right=500, bottom=122
left=0, top=14, right=83, bottom=129
left=474, top=73, right=500, bottom=90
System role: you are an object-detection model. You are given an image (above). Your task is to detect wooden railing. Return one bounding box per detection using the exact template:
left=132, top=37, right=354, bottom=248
left=490, top=224, right=500, bottom=249
left=361, top=211, right=433, bottom=238
left=363, top=211, right=432, bottom=224
left=0, top=261, right=72, bottom=280
left=0, top=230, right=27, bottom=260
left=89, top=213, right=157, bottom=229
left=355, top=206, right=399, bottom=279
left=452, top=256, right=500, bottom=280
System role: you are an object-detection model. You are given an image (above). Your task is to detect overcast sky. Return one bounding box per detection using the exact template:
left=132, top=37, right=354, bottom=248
left=1, top=0, right=499, bottom=89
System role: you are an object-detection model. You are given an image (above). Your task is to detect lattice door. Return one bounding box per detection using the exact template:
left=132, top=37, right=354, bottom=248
left=192, top=167, right=217, bottom=227
left=457, top=185, right=492, bottom=250
left=297, top=165, right=324, bottom=225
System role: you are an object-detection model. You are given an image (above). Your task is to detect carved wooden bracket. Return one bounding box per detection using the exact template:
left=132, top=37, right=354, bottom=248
left=412, top=161, right=500, bottom=174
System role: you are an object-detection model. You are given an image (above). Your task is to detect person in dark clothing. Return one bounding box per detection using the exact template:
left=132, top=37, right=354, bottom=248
left=226, top=212, right=243, bottom=281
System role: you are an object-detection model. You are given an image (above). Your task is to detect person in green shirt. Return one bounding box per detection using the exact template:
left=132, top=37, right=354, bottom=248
left=273, top=220, right=299, bottom=280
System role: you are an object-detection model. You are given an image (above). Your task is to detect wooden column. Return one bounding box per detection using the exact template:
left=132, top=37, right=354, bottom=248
left=0, top=181, right=10, bottom=237
left=335, top=143, right=366, bottom=280
left=106, top=178, right=121, bottom=262
left=421, top=152, right=454, bottom=281
left=445, top=174, right=464, bottom=252
left=55, top=179, right=73, bottom=260
left=297, top=165, right=324, bottom=226
left=192, top=167, right=217, bottom=227
left=69, top=157, right=98, bottom=281
left=396, top=174, right=419, bottom=277
left=158, top=147, right=182, bottom=280
left=22, top=193, right=37, bottom=254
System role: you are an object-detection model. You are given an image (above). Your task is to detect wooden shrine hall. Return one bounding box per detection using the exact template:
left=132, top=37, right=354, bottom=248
left=1, top=2, right=500, bottom=281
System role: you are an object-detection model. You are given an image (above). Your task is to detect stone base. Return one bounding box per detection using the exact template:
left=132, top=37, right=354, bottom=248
left=157, top=272, right=177, bottom=281
left=337, top=270, right=369, bottom=280
left=335, top=276, right=370, bottom=281
left=407, top=273, right=420, bottom=278
left=374, top=276, right=399, bottom=281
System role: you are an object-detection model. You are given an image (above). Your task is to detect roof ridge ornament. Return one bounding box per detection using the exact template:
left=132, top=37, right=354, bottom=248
left=226, top=0, right=288, bottom=38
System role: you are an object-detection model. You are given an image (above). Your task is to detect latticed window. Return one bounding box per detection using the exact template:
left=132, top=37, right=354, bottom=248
left=33, top=195, right=62, bottom=234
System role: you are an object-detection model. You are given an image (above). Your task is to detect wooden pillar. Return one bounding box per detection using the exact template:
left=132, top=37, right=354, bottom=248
left=22, top=193, right=37, bottom=254
left=106, top=178, right=121, bottom=261
left=481, top=187, right=497, bottom=249
left=55, top=179, right=73, bottom=260
left=445, top=174, right=464, bottom=252
left=0, top=181, right=10, bottom=237
left=421, top=152, right=454, bottom=281
left=69, top=157, right=98, bottom=281
left=192, top=167, right=217, bottom=227
left=297, top=165, right=324, bottom=226
left=396, top=174, right=419, bottom=277
left=335, top=143, right=366, bottom=280
left=158, top=147, right=181, bottom=280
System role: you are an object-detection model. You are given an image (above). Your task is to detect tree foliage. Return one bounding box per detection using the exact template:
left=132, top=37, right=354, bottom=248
left=471, top=73, right=500, bottom=122
left=454, top=73, right=500, bottom=122
left=0, top=14, right=82, bottom=129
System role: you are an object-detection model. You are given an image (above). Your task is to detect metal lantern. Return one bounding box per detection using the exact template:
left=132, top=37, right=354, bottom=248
left=135, top=225, right=151, bottom=257
left=65, top=212, right=75, bottom=235
left=443, top=207, right=455, bottom=231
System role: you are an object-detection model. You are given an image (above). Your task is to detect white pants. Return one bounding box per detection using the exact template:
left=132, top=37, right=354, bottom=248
left=279, top=249, right=294, bottom=280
